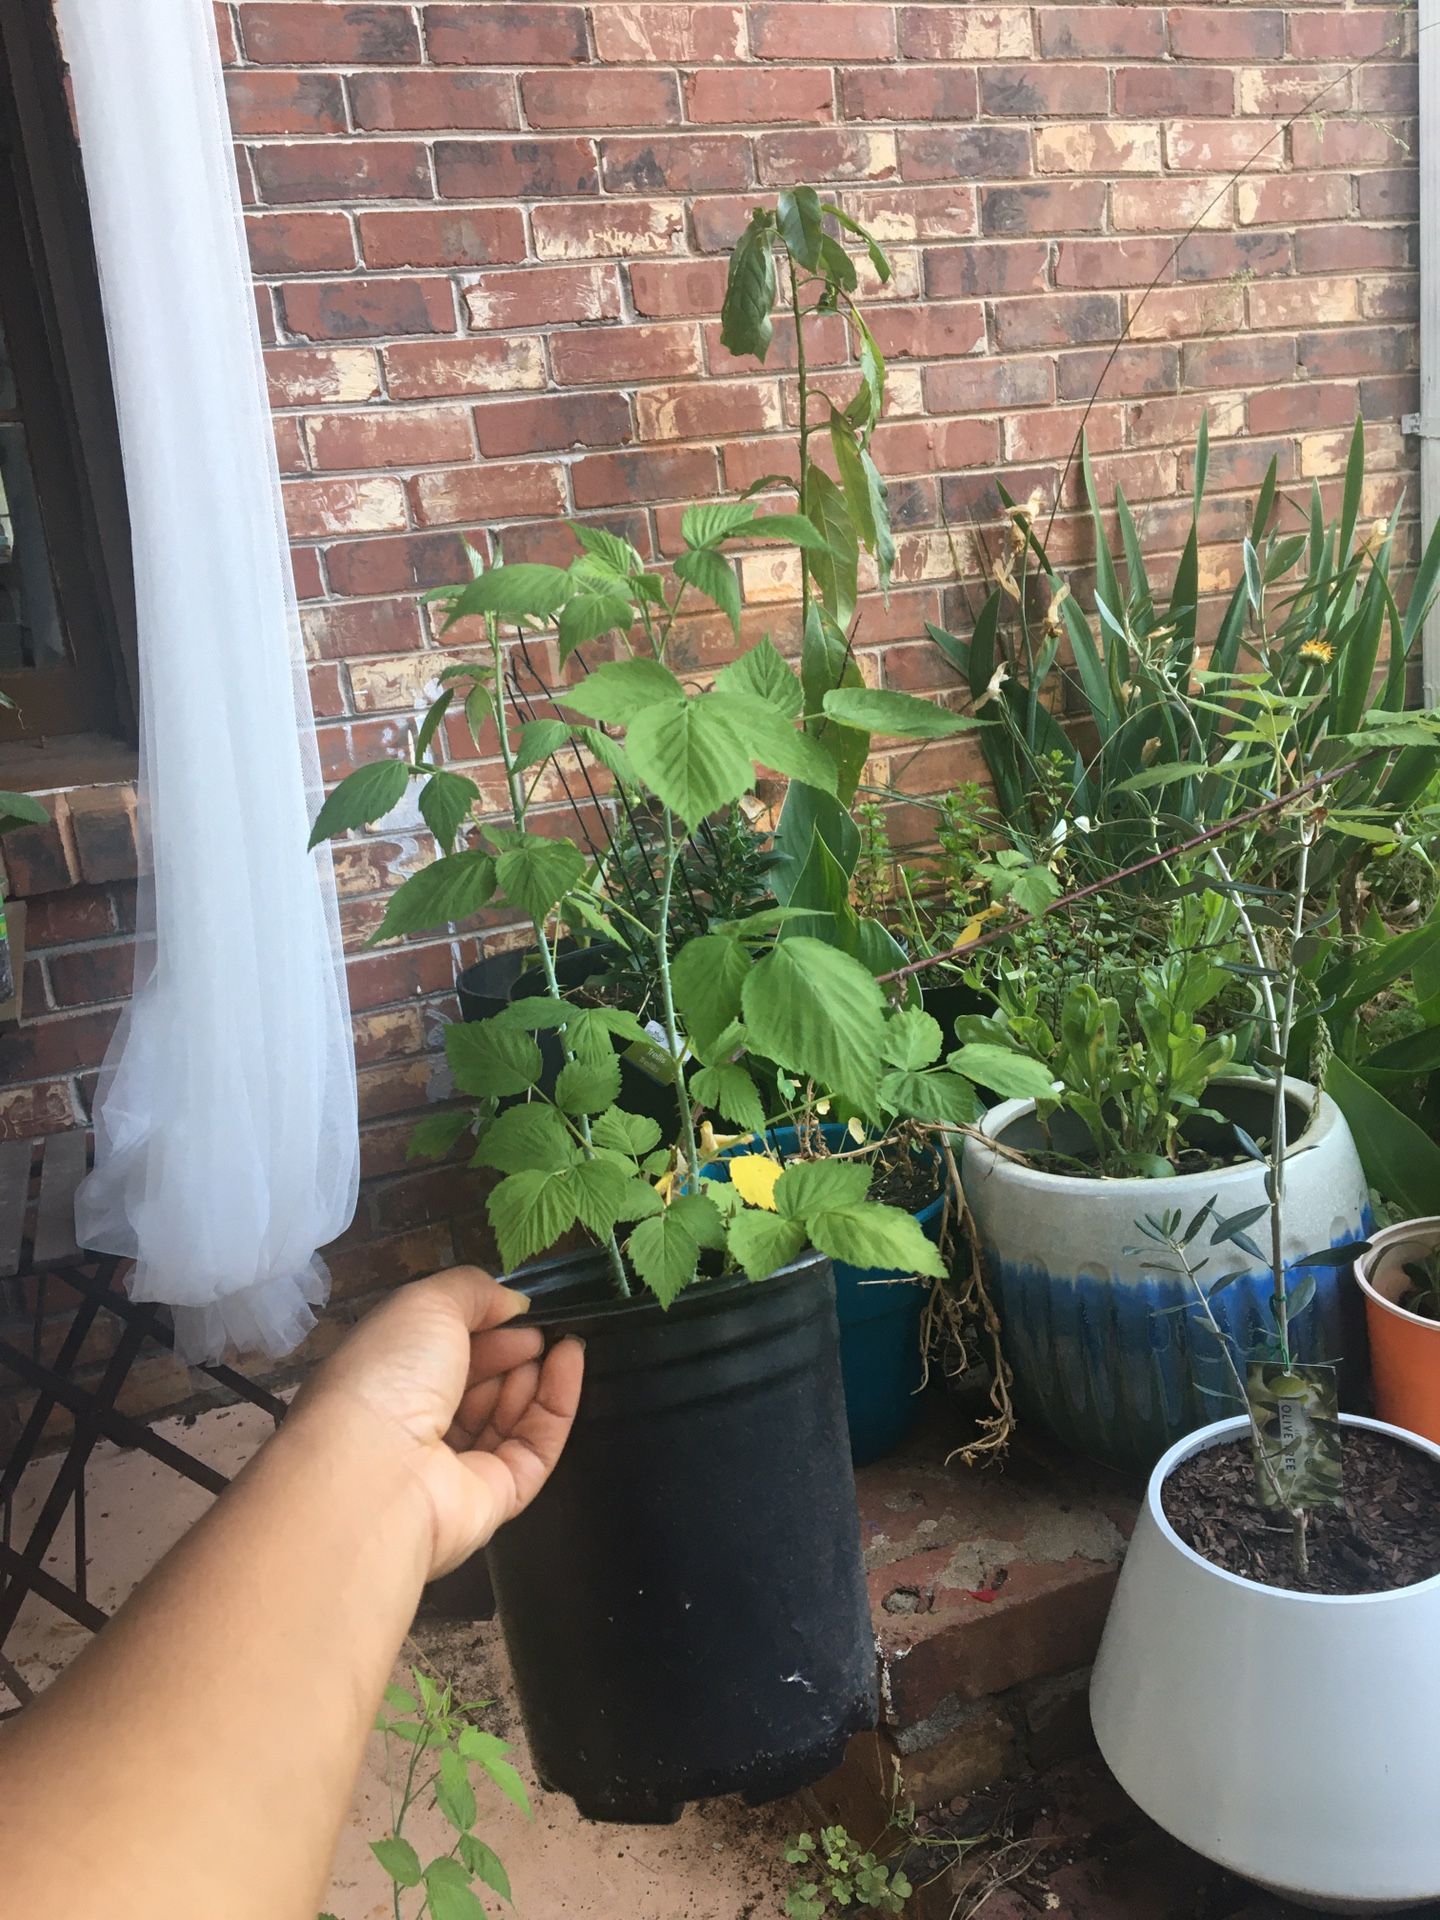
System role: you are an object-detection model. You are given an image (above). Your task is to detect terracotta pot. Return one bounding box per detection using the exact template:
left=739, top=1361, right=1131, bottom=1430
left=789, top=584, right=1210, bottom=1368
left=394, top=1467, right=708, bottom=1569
left=1354, top=1219, right=1440, bottom=1445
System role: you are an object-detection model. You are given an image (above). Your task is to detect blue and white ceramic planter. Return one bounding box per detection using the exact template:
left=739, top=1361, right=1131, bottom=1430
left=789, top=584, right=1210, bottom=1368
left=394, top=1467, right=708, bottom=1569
left=960, top=1077, right=1371, bottom=1472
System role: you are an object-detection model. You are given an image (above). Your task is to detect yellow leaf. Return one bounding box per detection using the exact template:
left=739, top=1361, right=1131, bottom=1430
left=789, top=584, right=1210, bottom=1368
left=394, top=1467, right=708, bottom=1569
left=728, top=1154, right=783, bottom=1213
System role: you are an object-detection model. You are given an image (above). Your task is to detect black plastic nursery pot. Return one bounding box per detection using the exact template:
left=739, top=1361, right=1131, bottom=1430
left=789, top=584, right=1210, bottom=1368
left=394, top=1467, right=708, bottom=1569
left=484, top=1246, right=879, bottom=1824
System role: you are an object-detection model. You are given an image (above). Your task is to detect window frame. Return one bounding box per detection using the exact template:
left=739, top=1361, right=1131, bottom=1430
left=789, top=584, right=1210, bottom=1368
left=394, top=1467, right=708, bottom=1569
left=0, top=0, right=137, bottom=752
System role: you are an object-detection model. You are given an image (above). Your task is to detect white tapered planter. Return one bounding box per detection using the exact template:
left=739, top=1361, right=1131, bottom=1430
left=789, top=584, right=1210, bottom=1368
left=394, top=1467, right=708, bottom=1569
left=1091, top=1415, right=1440, bottom=1914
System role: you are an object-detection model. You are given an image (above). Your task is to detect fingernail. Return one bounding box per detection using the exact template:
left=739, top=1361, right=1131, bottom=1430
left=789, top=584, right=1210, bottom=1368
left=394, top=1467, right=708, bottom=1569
left=568, top=1335, right=587, bottom=1352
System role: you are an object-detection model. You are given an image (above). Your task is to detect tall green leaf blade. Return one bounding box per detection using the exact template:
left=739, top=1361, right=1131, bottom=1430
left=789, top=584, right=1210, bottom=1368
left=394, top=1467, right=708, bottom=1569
left=720, top=210, right=777, bottom=362
left=777, top=186, right=824, bottom=270
left=806, top=468, right=859, bottom=629
left=1337, top=414, right=1365, bottom=563
left=821, top=686, right=984, bottom=739
left=1326, top=1056, right=1440, bottom=1219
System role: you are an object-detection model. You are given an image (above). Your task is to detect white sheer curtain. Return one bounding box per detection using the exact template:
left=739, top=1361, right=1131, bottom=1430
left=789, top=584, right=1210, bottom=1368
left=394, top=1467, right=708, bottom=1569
left=59, top=0, right=360, bottom=1361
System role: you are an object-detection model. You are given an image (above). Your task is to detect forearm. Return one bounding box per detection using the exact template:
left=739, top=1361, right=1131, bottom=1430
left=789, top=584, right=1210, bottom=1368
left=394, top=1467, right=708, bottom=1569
left=0, top=1390, right=432, bottom=1920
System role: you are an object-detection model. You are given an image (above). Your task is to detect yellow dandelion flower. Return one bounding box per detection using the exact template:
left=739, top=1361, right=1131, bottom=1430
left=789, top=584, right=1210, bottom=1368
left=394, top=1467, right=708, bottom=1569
left=729, top=1154, right=783, bottom=1213
left=1299, top=638, right=1335, bottom=665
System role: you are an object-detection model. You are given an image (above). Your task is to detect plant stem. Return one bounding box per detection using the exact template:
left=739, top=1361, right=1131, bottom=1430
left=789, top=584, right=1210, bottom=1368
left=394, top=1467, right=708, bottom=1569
left=657, top=809, right=701, bottom=1188
left=1269, top=820, right=1314, bottom=1372
left=491, top=622, right=630, bottom=1297
left=789, top=255, right=813, bottom=639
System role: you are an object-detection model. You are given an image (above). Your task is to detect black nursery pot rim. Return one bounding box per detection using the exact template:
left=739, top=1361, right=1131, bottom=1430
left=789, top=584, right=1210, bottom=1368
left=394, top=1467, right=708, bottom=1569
left=502, top=1245, right=826, bottom=1338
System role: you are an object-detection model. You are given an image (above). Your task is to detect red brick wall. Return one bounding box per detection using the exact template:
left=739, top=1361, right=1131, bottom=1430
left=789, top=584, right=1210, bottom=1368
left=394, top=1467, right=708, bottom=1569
left=1, top=0, right=1423, bottom=1412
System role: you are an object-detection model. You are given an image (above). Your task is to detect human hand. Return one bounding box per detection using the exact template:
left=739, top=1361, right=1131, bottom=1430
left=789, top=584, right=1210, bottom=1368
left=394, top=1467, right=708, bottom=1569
left=298, top=1266, right=583, bottom=1579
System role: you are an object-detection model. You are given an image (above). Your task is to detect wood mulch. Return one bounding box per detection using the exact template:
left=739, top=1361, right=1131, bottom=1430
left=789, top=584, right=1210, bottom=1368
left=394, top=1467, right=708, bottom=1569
left=1162, top=1428, right=1440, bottom=1596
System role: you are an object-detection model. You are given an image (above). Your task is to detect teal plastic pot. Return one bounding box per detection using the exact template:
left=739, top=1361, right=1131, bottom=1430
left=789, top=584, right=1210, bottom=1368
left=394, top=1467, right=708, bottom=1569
left=710, top=1126, right=945, bottom=1466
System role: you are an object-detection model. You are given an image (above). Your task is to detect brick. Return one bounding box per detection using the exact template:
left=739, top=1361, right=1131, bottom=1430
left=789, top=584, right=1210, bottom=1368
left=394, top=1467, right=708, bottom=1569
left=1176, top=228, right=1293, bottom=281
left=1360, top=170, right=1420, bottom=221
left=251, top=142, right=431, bottom=206
left=1298, top=326, right=1412, bottom=380
left=898, top=7, right=1033, bottom=60
left=1037, top=122, right=1163, bottom=175
left=685, top=68, right=833, bottom=125
left=303, top=599, right=424, bottom=660
left=522, top=69, right=681, bottom=130
left=1361, top=273, right=1420, bottom=322
left=1055, top=343, right=1178, bottom=403
left=358, top=206, right=526, bottom=271
left=980, top=180, right=1106, bottom=236
left=572, top=446, right=717, bottom=509
left=1039, top=6, right=1165, bottom=58
left=1127, top=391, right=1244, bottom=448
left=979, top=64, right=1108, bottom=117
left=1113, top=177, right=1234, bottom=232
left=872, top=417, right=1000, bottom=475
left=843, top=67, right=978, bottom=123
left=1245, top=380, right=1356, bottom=436
left=752, top=3, right=894, bottom=59
left=224, top=70, right=345, bottom=136
left=1237, top=62, right=1352, bottom=117
left=866, top=302, right=986, bottom=361
left=757, top=128, right=897, bottom=186
left=434, top=137, right=598, bottom=199
left=348, top=71, right=517, bottom=132
left=66, top=791, right=139, bottom=885
left=1005, top=401, right=1124, bottom=463
left=1289, top=10, right=1410, bottom=60
left=1169, top=6, right=1284, bottom=60
left=246, top=211, right=355, bottom=275
left=304, top=408, right=474, bottom=472
left=634, top=378, right=781, bottom=443
left=474, top=392, right=633, bottom=458
left=532, top=199, right=686, bottom=259
left=925, top=241, right=1048, bottom=299
left=0, top=1007, right=120, bottom=1084
left=272, top=414, right=306, bottom=475
left=461, top=263, right=622, bottom=330
left=240, top=4, right=420, bottom=63
left=23, top=887, right=114, bottom=949
left=284, top=475, right=409, bottom=538
left=2, top=808, right=74, bottom=897
left=283, top=278, right=453, bottom=341
left=1236, top=172, right=1351, bottom=227
left=846, top=185, right=980, bottom=243
left=925, top=354, right=1054, bottom=413
left=628, top=257, right=728, bottom=318
left=1114, top=65, right=1234, bottom=117
left=292, top=547, right=324, bottom=599
left=1356, top=62, right=1418, bottom=115
left=1182, top=333, right=1296, bottom=390
left=422, top=4, right=587, bottom=64
left=550, top=321, right=703, bottom=385
left=0, top=1082, right=79, bottom=1141
left=1055, top=236, right=1174, bottom=289
left=214, top=3, right=238, bottom=63
left=593, top=4, right=745, bottom=61
left=410, top=462, right=566, bottom=527
left=1291, top=118, right=1417, bottom=171
left=600, top=134, right=753, bottom=194
left=48, top=941, right=137, bottom=1009
left=995, top=292, right=1121, bottom=352
left=1125, top=283, right=1245, bottom=342
left=899, top=127, right=1031, bottom=184
left=1249, top=274, right=1360, bottom=331
left=382, top=337, right=546, bottom=399
left=266, top=347, right=381, bottom=407
left=1166, top=119, right=1285, bottom=173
